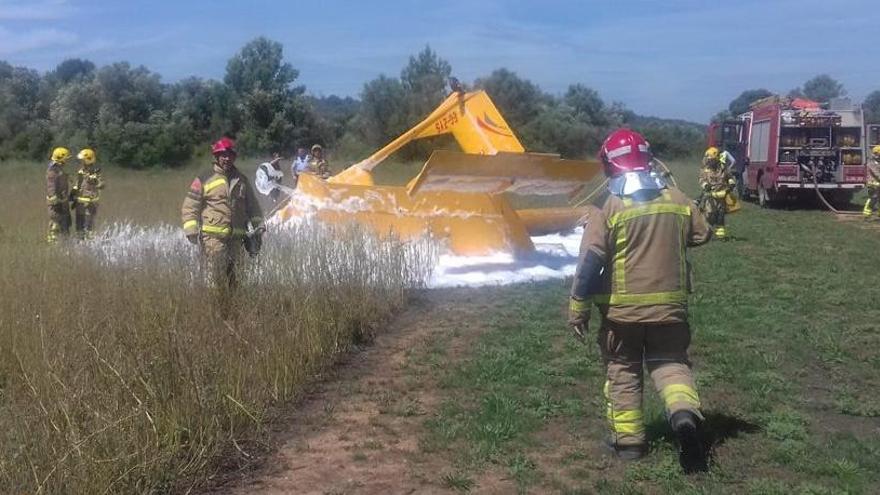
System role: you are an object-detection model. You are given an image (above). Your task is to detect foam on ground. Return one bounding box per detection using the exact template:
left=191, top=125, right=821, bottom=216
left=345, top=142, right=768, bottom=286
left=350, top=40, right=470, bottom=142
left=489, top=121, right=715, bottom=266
left=426, top=228, right=582, bottom=288
left=83, top=222, right=582, bottom=289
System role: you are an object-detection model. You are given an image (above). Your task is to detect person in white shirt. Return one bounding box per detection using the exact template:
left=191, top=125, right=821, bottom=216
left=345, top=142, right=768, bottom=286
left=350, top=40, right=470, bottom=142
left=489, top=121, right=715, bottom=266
left=255, top=154, right=286, bottom=202
left=719, top=150, right=741, bottom=197
left=291, top=147, right=309, bottom=180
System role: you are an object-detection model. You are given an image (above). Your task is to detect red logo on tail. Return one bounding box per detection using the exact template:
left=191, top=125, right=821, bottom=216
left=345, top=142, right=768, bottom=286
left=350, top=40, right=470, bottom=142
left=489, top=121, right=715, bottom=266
left=476, top=113, right=513, bottom=137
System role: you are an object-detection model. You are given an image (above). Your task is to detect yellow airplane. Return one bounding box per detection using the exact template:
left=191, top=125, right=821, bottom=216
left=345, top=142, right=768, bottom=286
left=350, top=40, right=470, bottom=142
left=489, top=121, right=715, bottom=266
left=276, top=84, right=602, bottom=256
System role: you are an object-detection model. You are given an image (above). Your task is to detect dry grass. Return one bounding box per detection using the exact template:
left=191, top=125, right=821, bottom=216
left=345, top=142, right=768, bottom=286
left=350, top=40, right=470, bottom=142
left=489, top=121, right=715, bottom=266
left=0, top=159, right=433, bottom=493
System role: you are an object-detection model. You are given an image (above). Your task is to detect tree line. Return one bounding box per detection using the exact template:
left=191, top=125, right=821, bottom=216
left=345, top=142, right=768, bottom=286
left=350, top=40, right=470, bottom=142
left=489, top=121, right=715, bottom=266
left=715, top=74, right=880, bottom=123
left=0, top=38, right=706, bottom=168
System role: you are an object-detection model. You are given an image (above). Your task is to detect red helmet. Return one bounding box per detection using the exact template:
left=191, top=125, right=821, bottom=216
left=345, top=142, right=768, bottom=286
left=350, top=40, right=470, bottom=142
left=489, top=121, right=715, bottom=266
left=598, top=129, right=652, bottom=177
left=211, top=137, right=236, bottom=156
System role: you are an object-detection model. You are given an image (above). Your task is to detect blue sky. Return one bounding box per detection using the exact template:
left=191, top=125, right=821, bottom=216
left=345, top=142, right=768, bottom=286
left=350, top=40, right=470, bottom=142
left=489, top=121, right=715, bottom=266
left=1, top=0, right=878, bottom=122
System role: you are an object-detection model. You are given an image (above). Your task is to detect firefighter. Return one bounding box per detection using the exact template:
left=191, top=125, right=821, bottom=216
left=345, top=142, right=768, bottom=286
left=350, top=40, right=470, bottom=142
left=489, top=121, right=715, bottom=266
left=863, top=145, right=880, bottom=219
left=46, top=147, right=72, bottom=243
left=308, top=144, right=330, bottom=179
left=569, top=129, right=711, bottom=473
left=181, top=137, right=265, bottom=290
left=698, top=147, right=736, bottom=240
left=72, top=148, right=105, bottom=240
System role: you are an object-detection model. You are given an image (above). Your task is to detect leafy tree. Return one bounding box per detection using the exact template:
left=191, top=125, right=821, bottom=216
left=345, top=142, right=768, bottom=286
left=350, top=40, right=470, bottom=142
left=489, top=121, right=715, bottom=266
left=564, top=84, right=608, bottom=126
left=225, top=37, right=299, bottom=95
left=711, top=109, right=733, bottom=123
left=797, top=74, right=846, bottom=103
left=50, top=78, right=101, bottom=149
left=521, top=102, right=595, bottom=158
left=0, top=66, right=44, bottom=157
left=728, top=88, right=773, bottom=115
left=863, top=90, right=880, bottom=124
left=474, top=68, right=546, bottom=129
left=400, top=45, right=451, bottom=118
left=95, top=63, right=163, bottom=123
left=224, top=37, right=312, bottom=153
left=50, top=58, right=95, bottom=85
left=308, top=95, right=360, bottom=148
left=354, top=75, right=408, bottom=147
left=0, top=61, right=12, bottom=81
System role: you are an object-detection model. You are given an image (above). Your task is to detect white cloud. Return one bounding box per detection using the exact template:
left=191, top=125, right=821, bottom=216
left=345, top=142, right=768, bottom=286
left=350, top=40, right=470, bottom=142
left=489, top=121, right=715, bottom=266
left=0, top=26, right=78, bottom=56
left=0, top=0, right=74, bottom=21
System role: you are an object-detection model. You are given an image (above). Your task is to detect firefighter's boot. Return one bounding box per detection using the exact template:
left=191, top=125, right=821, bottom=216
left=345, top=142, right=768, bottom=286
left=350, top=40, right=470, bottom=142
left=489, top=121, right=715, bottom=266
left=670, top=410, right=708, bottom=474
left=601, top=437, right=646, bottom=461
left=863, top=198, right=878, bottom=220
left=714, top=226, right=727, bottom=240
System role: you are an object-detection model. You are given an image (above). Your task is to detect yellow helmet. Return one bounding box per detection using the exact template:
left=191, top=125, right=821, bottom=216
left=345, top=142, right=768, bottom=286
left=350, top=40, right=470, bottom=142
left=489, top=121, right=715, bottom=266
left=704, top=147, right=720, bottom=160
left=872, top=145, right=880, bottom=158
left=51, top=147, right=71, bottom=163
left=77, top=148, right=96, bottom=165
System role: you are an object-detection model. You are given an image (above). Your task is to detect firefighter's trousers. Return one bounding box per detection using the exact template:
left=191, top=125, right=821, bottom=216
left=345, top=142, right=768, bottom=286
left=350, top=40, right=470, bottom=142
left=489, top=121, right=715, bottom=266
left=703, top=196, right=728, bottom=239
left=598, top=319, right=702, bottom=447
left=75, top=202, right=98, bottom=239
left=47, top=205, right=71, bottom=243
left=201, top=235, right=245, bottom=291
left=864, top=183, right=879, bottom=218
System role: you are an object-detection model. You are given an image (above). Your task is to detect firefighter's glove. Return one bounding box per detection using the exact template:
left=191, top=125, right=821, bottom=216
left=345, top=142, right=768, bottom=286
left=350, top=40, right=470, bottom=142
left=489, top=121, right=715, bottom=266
left=186, top=234, right=199, bottom=245
left=568, top=297, right=590, bottom=344
left=244, top=229, right=264, bottom=258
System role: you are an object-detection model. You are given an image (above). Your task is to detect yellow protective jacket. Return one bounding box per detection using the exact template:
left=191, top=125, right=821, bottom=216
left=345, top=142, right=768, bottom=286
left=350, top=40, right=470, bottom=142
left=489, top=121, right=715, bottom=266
left=867, top=159, right=880, bottom=187
left=308, top=157, right=330, bottom=178
left=181, top=163, right=264, bottom=238
left=73, top=165, right=105, bottom=204
left=571, top=187, right=711, bottom=324
left=699, top=162, right=734, bottom=197
left=46, top=162, right=69, bottom=206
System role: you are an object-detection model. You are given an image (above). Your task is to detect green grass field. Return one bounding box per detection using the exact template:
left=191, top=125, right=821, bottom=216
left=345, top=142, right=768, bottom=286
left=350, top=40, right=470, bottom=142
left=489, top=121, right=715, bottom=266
left=0, top=156, right=878, bottom=493
left=395, top=161, right=880, bottom=494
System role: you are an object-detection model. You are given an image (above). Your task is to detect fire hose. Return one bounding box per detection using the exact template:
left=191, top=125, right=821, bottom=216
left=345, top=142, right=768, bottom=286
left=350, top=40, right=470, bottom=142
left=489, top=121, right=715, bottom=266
left=806, top=166, right=862, bottom=216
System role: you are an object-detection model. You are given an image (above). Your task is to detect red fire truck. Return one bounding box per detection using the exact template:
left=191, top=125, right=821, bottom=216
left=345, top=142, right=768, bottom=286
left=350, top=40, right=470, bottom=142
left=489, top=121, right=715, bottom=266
left=708, top=96, right=876, bottom=206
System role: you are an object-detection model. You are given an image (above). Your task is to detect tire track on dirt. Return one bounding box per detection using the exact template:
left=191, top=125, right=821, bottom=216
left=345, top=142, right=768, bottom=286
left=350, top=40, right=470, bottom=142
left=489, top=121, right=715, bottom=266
left=210, top=288, right=505, bottom=494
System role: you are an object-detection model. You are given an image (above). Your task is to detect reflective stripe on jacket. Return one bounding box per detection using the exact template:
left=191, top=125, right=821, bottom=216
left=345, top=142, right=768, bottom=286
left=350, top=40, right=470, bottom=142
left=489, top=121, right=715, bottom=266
left=699, top=164, right=733, bottom=192
left=74, top=166, right=105, bottom=202
left=571, top=187, right=711, bottom=324
left=181, top=163, right=264, bottom=238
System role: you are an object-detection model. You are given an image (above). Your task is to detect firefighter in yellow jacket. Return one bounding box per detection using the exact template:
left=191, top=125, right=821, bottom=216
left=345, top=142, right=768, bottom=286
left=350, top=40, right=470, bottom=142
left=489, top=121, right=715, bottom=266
left=46, top=147, right=72, bottom=243
left=569, top=129, right=712, bottom=473
left=72, top=148, right=105, bottom=239
left=863, top=145, right=880, bottom=219
left=181, top=137, right=265, bottom=288
left=307, top=144, right=330, bottom=179
left=698, top=147, right=736, bottom=240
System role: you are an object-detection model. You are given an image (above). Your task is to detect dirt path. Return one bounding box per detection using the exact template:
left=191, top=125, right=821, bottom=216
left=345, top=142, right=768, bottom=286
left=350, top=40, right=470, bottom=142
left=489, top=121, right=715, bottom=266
left=213, top=288, right=508, bottom=495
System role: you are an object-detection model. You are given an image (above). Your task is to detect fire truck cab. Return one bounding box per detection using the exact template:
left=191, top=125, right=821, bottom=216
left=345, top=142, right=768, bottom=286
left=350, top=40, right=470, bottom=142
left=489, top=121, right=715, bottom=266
left=708, top=96, right=871, bottom=206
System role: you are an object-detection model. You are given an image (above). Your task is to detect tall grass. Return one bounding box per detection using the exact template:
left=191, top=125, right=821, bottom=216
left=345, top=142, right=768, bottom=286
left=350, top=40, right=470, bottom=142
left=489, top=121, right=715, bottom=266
left=0, top=160, right=435, bottom=493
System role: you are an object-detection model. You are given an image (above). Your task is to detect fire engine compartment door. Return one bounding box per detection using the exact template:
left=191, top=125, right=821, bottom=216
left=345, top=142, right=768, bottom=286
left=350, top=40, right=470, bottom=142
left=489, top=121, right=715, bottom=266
left=868, top=124, right=880, bottom=150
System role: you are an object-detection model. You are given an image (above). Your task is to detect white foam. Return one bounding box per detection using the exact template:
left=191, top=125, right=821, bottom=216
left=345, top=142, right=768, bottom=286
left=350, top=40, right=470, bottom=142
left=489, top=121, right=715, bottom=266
left=81, top=222, right=583, bottom=290
left=426, top=227, right=582, bottom=288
